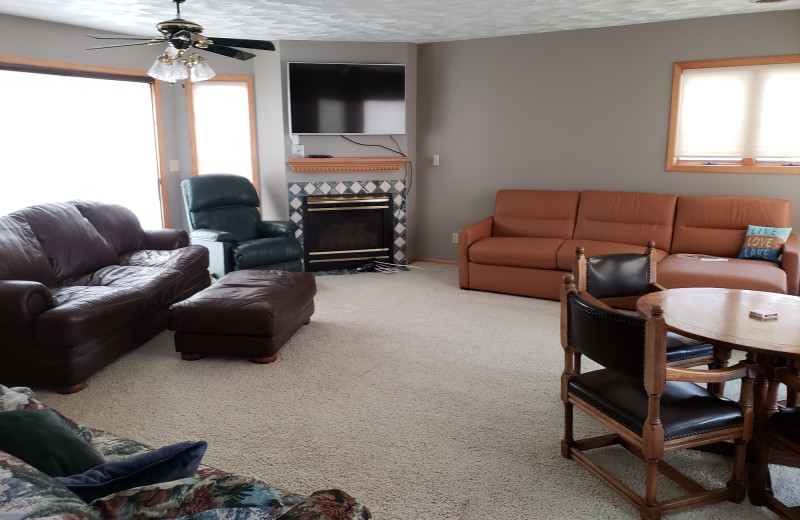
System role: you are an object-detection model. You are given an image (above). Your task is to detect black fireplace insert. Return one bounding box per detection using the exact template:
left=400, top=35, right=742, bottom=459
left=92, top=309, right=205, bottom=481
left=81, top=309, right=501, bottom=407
left=302, top=194, right=393, bottom=271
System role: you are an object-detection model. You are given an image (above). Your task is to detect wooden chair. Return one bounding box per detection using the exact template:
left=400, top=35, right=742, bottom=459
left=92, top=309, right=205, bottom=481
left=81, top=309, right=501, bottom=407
left=750, top=359, right=800, bottom=519
left=572, top=242, right=720, bottom=371
left=560, top=274, right=755, bottom=520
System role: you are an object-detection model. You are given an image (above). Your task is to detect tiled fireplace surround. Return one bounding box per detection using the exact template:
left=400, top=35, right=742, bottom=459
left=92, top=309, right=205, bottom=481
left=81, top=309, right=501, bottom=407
left=287, top=180, right=407, bottom=265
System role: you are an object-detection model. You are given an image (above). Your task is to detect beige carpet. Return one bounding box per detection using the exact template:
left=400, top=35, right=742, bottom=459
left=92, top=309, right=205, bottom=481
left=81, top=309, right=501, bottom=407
left=36, top=263, right=796, bottom=519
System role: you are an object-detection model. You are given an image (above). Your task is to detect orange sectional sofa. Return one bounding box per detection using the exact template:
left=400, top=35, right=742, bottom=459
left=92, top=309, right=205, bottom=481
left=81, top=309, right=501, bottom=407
left=459, top=189, right=799, bottom=300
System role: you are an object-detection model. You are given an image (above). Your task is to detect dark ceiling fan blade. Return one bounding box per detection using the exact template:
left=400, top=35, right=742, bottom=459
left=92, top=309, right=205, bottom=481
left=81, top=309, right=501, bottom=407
left=87, top=41, right=162, bottom=50
left=87, top=34, right=157, bottom=40
left=203, top=37, right=275, bottom=51
left=196, top=44, right=256, bottom=61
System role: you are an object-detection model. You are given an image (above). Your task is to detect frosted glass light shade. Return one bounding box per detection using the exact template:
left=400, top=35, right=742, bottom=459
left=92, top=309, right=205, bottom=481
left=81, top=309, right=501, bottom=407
left=190, top=59, right=216, bottom=82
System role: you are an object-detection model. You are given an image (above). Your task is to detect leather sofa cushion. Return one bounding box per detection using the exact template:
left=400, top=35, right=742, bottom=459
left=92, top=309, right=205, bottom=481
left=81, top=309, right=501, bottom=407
left=469, top=237, right=565, bottom=269
left=657, top=254, right=787, bottom=294
left=569, top=369, right=743, bottom=441
left=671, top=196, right=792, bottom=257
left=190, top=206, right=261, bottom=242
left=232, top=237, right=304, bottom=269
left=62, top=265, right=185, bottom=312
left=12, top=203, right=117, bottom=282
left=573, top=191, right=677, bottom=251
left=117, top=246, right=210, bottom=283
left=0, top=215, right=56, bottom=286
left=492, top=190, right=579, bottom=239
left=555, top=239, right=669, bottom=271
left=71, top=200, right=146, bottom=256
left=37, top=286, right=149, bottom=346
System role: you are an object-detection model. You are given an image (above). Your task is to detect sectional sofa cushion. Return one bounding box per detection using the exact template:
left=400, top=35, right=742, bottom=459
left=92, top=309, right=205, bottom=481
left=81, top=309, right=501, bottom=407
left=670, top=196, right=792, bottom=257
left=492, top=190, right=580, bottom=239
left=572, top=191, right=677, bottom=251
left=657, top=255, right=788, bottom=294
left=12, top=203, right=117, bottom=282
left=555, top=239, right=669, bottom=271
left=0, top=215, right=56, bottom=286
left=470, top=237, right=565, bottom=269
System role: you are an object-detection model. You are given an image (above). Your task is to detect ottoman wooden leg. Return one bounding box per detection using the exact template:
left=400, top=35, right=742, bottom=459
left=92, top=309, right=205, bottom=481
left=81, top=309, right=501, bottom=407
left=56, top=381, right=88, bottom=394
left=303, top=318, right=311, bottom=325
left=252, top=354, right=278, bottom=364
left=181, top=353, right=206, bottom=361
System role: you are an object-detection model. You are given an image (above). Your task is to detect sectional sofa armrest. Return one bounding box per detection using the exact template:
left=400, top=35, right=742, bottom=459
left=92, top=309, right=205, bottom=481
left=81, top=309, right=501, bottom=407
left=257, top=220, right=299, bottom=238
left=144, top=228, right=190, bottom=249
left=458, top=217, right=494, bottom=288
left=0, top=281, right=54, bottom=326
left=782, top=233, right=800, bottom=296
left=189, top=229, right=237, bottom=243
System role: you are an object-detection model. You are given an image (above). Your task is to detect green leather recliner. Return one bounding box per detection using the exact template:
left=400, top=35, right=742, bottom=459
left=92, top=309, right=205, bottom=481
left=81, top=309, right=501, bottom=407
left=181, top=174, right=303, bottom=278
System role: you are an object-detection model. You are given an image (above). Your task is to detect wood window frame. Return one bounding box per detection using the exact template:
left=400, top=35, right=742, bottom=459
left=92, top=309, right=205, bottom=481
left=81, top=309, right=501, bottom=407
left=666, top=54, right=800, bottom=175
left=0, top=54, right=171, bottom=226
left=185, top=75, right=260, bottom=195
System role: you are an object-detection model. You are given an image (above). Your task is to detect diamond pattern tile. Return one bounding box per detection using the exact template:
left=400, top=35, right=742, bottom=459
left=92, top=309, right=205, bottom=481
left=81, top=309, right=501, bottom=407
left=287, top=180, right=407, bottom=264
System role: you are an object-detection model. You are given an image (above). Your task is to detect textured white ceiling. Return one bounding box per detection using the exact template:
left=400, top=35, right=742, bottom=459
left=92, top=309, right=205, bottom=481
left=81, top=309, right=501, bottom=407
left=0, top=0, right=797, bottom=44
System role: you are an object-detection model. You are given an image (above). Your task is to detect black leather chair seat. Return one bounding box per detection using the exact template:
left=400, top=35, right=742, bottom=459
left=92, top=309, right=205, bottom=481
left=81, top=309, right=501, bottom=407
left=768, top=407, right=800, bottom=446
left=569, top=369, right=743, bottom=440
left=666, top=332, right=713, bottom=363
left=231, top=237, right=304, bottom=270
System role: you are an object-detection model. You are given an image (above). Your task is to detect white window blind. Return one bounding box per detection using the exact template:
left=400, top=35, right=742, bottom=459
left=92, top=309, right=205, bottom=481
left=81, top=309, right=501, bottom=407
left=675, top=63, right=800, bottom=161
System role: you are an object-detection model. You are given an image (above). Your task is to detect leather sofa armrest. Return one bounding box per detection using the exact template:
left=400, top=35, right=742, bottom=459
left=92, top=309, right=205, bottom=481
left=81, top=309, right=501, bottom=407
left=189, top=229, right=236, bottom=242
left=257, top=220, right=299, bottom=238
left=458, top=217, right=494, bottom=288
left=144, top=228, right=190, bottom=249
left=782, top=233, right=800, bottom=296
left=0, top=280, right=54, bottom=325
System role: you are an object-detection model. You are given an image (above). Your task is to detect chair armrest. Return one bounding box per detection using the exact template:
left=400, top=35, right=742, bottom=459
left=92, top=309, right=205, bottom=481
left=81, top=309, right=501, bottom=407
left=257, top=220, right=299, bottom=238
left=781, top=233, right=799, bottom=296
left=0, top=280, right=54, bottom=325
left=144, top=228, right=189, bottom=249
left=576, top=290, right=615, bottom=311
left=666, top=362, right=755, bottom=384
left=458, top=217, right=493, bottom=288
left=189, top=229, right=237, bottom=242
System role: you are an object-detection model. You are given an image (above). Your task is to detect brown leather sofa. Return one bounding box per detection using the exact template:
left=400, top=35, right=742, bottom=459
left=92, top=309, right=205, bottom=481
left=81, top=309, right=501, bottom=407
left=0, top=201, right=211, bottom=393
left=459, top=189, right=799, bottom=300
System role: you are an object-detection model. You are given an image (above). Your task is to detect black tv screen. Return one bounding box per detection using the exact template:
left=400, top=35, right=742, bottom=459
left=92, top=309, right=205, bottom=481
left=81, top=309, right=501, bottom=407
left=287, top=62, right=406, bottom=135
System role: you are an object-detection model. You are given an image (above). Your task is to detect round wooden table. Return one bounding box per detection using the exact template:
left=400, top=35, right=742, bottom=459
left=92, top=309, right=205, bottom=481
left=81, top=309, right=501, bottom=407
left=636, top=288, right=800, bottom=359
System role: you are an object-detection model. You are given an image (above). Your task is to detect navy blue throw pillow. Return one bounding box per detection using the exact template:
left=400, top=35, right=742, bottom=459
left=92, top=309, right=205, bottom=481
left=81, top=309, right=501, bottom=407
left=54, top=440, right=207, bottom=503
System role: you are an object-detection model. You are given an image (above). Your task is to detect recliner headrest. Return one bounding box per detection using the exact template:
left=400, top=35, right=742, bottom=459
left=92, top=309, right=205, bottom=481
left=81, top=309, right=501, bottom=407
left=181, top=174, right=259, bottom=212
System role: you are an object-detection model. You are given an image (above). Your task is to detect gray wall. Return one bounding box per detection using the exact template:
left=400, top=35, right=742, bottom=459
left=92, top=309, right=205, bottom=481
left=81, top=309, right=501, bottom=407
left=416, top=10, right=800, bottom=262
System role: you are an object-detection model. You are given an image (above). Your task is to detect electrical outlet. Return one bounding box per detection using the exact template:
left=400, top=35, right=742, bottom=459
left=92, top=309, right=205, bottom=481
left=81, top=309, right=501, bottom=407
left=433, top=154, right=440, bottom=166
left=452, top=232, right=459, bottom=244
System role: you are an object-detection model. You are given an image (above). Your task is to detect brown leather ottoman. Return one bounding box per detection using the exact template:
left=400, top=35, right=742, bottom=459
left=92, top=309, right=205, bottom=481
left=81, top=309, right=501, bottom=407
left=168, top=270, right=316, bottom=363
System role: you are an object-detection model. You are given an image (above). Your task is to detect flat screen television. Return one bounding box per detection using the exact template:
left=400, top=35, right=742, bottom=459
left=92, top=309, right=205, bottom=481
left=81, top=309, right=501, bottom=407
left=287, top=62, right=406, bottom=135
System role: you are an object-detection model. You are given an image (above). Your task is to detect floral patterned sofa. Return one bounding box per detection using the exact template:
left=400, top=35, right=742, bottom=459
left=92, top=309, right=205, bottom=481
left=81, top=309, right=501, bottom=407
left=0, top=386, right=370, bottom=520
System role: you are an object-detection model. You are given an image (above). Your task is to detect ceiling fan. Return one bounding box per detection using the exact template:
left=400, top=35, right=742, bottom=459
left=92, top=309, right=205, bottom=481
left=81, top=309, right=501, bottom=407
left=87, top=0, right=275, bottom=83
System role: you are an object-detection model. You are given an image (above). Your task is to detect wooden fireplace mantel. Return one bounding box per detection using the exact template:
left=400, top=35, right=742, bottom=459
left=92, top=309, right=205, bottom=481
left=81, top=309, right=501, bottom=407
left=286, top=156, right=410, bottom=173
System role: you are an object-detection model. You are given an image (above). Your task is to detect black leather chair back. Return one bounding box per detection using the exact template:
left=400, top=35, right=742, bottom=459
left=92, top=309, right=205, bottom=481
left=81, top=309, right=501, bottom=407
left=181, top=174, right=261, bottom=242
left=566, top=290, right=646, bottom=379
left=584, top=253, right=650, bottom=300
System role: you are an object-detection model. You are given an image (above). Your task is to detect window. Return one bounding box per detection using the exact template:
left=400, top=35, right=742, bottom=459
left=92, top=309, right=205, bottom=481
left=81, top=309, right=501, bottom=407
left=186, top=75, right=259, bottom=188
left=0, top=56, right=168, bottom=228
left=667, top=55, right=800, bottom=174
